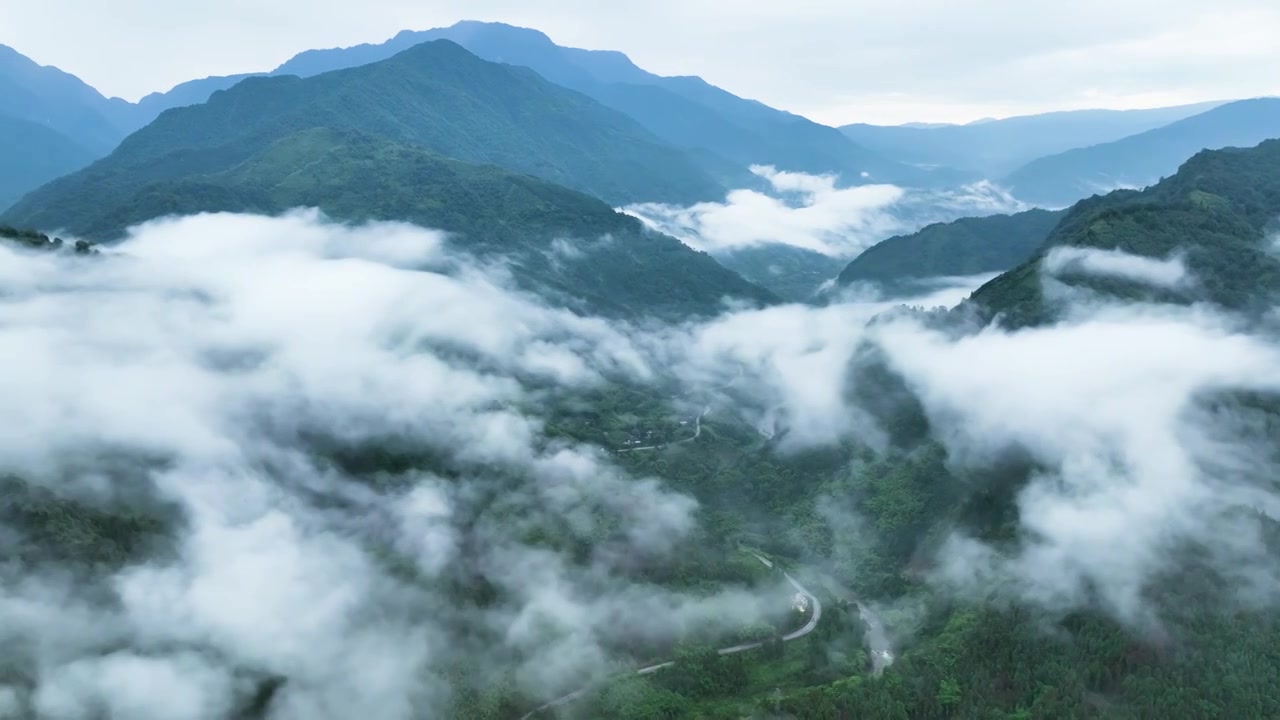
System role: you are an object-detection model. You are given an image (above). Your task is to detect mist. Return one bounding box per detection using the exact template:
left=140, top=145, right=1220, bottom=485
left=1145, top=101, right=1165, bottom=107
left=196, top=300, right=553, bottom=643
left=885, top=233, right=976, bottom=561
left=863, top=258, right=1280, bottom=627
left=1043, top=245, right=1192, bottom=290
left=7, top=208, right=1280, bottom=716
left=622, top=166, right=1025, bottom=257
left=0, top=211, right=790, bottom=719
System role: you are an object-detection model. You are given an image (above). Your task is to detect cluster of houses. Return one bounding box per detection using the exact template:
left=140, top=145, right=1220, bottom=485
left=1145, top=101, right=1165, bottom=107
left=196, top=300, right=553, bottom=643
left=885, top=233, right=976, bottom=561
left=615, top=414, right=697, bottom=448
left=620, top=430, right=656, bottom=447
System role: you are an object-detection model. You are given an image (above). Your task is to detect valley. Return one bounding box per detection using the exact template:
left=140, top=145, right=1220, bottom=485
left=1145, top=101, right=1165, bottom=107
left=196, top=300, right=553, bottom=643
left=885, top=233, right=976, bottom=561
left=1, top=9, right=1279, bottom=720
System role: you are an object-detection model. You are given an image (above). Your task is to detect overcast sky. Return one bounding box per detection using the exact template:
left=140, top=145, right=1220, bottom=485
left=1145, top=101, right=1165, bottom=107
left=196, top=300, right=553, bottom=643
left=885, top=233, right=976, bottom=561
left=2, top=0, right=1277, bottom=125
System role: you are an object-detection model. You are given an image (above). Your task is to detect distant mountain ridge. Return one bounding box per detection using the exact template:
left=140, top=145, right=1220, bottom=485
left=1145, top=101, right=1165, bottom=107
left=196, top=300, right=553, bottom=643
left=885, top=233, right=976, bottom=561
left=0, top=45, right=779, bottom=320
left=116, top=21, right=931, bottom=188
left=0, top=116, right=97, bottom=211
left=0, top=44, right=137, bottom=209
left=1001, top=97, right=1280, bottom=207
left=840, top=101, right=1227, bottom=178
left=19, top=40, right=722, bottom=212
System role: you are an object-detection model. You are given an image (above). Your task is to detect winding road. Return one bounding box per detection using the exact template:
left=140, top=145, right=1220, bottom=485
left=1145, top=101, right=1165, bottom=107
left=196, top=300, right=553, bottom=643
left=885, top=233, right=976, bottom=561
left=519, top=554, right=822, bottom=719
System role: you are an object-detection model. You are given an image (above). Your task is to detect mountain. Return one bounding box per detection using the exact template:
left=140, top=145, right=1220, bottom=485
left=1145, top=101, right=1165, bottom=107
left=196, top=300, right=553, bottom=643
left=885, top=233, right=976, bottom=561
left=133, top=72, right=261, bottom=122
left=1002, top=97, right=1280, bottom=207
left=7, top=40, right=724, bottom=215
left=712, top=244, right=847, bottom=301
left=836, top=208, right=1064, bottom=288
left=270, top=21, right=928, bottom=186
left=1, top=123, right=775, bottom=319
left=840, top=101, right=1227, bottom=178
left=0, top=44, right=134, bottom=154
left=0, top=45, right=137, bottom=206
left=0, top=116, right=97, bottom=211
left=972, top=138, right=1280, bottom=327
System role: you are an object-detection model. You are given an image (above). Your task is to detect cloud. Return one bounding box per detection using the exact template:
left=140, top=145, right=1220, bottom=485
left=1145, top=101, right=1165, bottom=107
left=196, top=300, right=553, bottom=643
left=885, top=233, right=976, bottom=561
left=624, top=166, right=1024, bottom=257
left=7, top=204, right=1279, bottom=715
left=1042, top=245, right=1191, bottom=290
left=868, top=302, right=1280, bottom=623
left=0, top=210, right=790, bottom=718
left=659, top=274, right=993, bottom=449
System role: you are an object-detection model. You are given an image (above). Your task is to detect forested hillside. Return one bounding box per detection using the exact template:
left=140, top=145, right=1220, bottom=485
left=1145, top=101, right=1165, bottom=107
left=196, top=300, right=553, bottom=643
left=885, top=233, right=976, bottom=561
left=974, top=138, right=1280, bottom=327
left=7, top=40, right=723, bottom=217
left=837, top=208, right=1064, bottom=289
left=273, top=22, right=931, bottom=186
left=3, top=127, right=775, bottom=319
left=732, top=138, right=1280, bottom=720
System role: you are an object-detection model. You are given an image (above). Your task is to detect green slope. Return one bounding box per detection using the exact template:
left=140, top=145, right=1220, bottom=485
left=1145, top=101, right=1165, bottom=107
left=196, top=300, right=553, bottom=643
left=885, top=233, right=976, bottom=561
left=4, top=127, right=776, bottom=319
left=749, top=138, right=1280, bottom=720
left=7, top=39, right=722, bottom=219
left=836, top=208, right=1064, bottom=288
left=972, top=138, right=1280, bottom=327
left=0, top=116, right=96, bottom=211
left=272, top=22, right=933, bottom=187
left=712, top=244, right=847, bottom=301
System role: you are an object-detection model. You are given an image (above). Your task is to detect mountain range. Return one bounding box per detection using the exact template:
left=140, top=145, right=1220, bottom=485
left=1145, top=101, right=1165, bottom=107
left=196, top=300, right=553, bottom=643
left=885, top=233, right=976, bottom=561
left=971, top=138, right=1280, bottom=326
left=3, top=21, right=1279, bottom=305
left=839, top=101, right=1226, bottom=178
left=0, top=42, right=780, bottom=320
left=1003, top=97, right=1280, bottom=206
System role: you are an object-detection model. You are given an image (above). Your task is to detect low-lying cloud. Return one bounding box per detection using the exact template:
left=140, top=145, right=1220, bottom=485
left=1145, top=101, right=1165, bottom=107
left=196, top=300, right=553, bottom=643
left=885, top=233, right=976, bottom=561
left=870, top=302, right=1280, bottom=625
left=1043, top=245, right=1192, bottom=290
left=0, top=210, right=789, bottom=719
left=623, top=166, right=1025, bottom=257
left=7, top=206, right=1280, bottom=716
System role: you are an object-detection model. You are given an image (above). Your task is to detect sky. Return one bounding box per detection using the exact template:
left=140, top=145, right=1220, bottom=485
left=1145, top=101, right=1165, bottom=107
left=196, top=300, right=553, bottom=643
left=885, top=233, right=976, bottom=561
left=2, top=0, right=1278, bottom=125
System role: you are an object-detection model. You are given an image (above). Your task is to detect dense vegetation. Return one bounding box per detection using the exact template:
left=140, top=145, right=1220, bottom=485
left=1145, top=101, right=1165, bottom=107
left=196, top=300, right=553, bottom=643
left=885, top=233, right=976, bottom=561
left=0, top=224, right=94, bottom=254
left=1003, top=98, right=1280, bottom=207
left=2, top=127, right=775, bottom=319
left=272, top=22, right=934, bottom=187
left=973, top=138, right=1280, bottom=327
left=712, top=245, right=847, bottom=301
left=526, top=137, right=1280, bottom=719
left=836, top=208, right=1063, bottom=290
left=7, top=33, right=1280, bottom=720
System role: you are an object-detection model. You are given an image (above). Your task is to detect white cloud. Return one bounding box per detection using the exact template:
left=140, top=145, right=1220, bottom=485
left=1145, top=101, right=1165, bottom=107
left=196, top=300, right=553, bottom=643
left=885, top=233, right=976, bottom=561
left=870, top=304, right=1280, bottom=622
left=1043, top=245, right=1192, bottom=290
left=624, top=167, right=1024, bottom=257
left=5, top=204, right=1279, bottom=716
left=661, top=274, right=993, bottom=448
left=0, top=211, right=787, bottom=718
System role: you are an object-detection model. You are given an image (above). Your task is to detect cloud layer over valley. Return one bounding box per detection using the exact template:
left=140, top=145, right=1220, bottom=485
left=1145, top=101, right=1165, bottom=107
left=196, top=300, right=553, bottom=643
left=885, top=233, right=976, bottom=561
left=623, top=166, right=1025, bottom=257
left=4, top=209, right=1280, bottom=717
left=0, top=211, right=784, bottom=719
